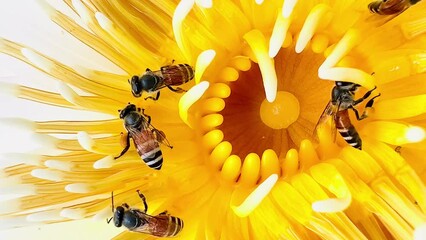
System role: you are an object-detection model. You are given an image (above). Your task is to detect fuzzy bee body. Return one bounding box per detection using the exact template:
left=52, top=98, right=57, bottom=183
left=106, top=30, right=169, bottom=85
left=109, top=191, right=184, bottom=237
left=316, top=81, right=380, bottom=150
left=130, top=63, right=194, bottom=100
left=115, top=104, right=172, bottom=170
left=368, top=0, right=421, bottom=15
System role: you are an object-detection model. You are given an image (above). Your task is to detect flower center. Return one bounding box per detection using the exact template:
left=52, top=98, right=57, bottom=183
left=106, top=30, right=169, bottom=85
left=217, top=48, right=332, bottom=158
left=259, top=91, right=300, bottom=129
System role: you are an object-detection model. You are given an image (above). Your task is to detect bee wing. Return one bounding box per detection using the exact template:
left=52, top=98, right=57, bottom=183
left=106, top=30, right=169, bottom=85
left=127, top=127, right=159, bottom=155
left=145, top=122, right=173, bottom=148
left=131, top=214, right=170, bottom=237
left=314, top=101, right=338, bottom=142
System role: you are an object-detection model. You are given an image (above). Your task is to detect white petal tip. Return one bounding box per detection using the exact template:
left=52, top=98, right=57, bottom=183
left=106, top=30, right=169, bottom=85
left=93, top=155, right=115, bottom=169
left=414, top=223, right=426, bottom=240
left=77, top=131, right=94, bottom=151
left=60, top=209, right=85, bottom=219
left=0, top=118, right=36, bottom=130
left=231, top=174, right=278, bottom=217
left=31, top=169, right=63, bottom=182
left=65, top=183, right=90, bottom=193
left=195, top=0, right=212, bottom=8
left=312, top=197, right=351, bottom=213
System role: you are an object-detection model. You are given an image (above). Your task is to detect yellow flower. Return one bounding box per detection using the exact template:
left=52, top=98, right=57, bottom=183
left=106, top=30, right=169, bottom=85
left=1, top=0, right=426, bottom=239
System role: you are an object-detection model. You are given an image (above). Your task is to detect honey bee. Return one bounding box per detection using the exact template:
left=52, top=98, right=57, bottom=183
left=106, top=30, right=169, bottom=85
left=129, top=63, right=194, bottom=100
left=115, top=103, right=172, bottom=170
left=315, top=81, right=380, bottom=149
left=368, top=0, right=421, bottom=15
left=108, top=191, right=184, bottom=237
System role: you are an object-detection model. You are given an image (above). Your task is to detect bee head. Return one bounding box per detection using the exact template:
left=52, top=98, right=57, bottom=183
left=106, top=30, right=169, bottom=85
left=113, top=206, right=125, bottom=227
left=119, top=104, right=137, bottom=119
left=129, top=75, right=143, bottom=97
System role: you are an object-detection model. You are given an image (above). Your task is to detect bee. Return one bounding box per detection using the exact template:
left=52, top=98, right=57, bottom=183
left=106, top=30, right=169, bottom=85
left=315, top=81, right=380, bottom=150
left=115, top=103, right=173, bottom=170
left=129, top=63, right=195, bottom=100
left=107, top=191, right=184, bottom=237
left=368, top=0, right=421, bottom=15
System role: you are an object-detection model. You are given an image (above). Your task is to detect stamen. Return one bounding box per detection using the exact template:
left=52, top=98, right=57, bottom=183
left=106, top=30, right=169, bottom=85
left=202, top=129, right=224, bottom=151
left=31, top=169, right=64, bottom=182
left=260, top=150, right=280, bottom=182
left=230, top=56, right=251, bottom=71
left=27, top=210, right=64, bottom=222
left=243, top=30, right=278, bottom=102
left=60, top=208, right=86, bottom=219
left=232, top=174, right=278, bottom=217
left=0, top=82, right=19, bottom=96
left=173, top=0, right=195, bottom=61
left=219, top=67, right=239, bottom=82
left=406, top=126, right=425, bottom=143
left=312, top=196, right=351, bottom=213
left=299, top=140, right=319, bottom=170
left=195, top=0, right=212, bottom=8
left=0, top=153, right=41, bottom=169
left=374, top=95, right=426, bottom=119
left=282, top=0, right=299, bottom=18
left=44, top=160, right=74, bottom=172
left=209, top=141, right=232, bottom=170
left=220, top=155, right=242, bottom=182
left=361, top=122, right=425, bottom=145
left=206, top=83, right=231, bottom=98
left=200, top=114, right=224, bottom=132
left=318, top=67, right=375, bottom=89
left=282, top=149, right=298, bottom=178
left=0, top=184, right=36, bottom=196
left=94, top=12, right=160, bottom=67
left=269, top=9, right=291, bottom=57
left=21, top=48, right=54, bottom=71
left=319, top=29, right=360, bottom=70
left=0, top=118, right=34, bottom=131
left=199, top=98, right=225, bottom=115
left=240, top=153, right=261, bottom=186
left=72, top=0, right=92, bottom=23
left=65, top=183, right=91, bottom=193
left=93, top=155, right=115, bottom=169
left=195, top=49, right=216, bottom=84
left=311, top=34, right=329, bottom=53
left=179, top=81, right=210, bottom=128
left=310, top=163, right=352, bottom=213
left=259, top=91, right=300, bottom=129
left=77, top=131, right=120, bottom=155
left=92, top=207, right=110, bottom=221
left=415, top=223, right=426, bottom=240
left=295, top=4, right=331, bottom=53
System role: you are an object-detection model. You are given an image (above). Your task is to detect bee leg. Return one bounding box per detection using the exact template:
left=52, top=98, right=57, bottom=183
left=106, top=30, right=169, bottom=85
left=351, top=93, right=381, bottom=120
left=115, top=133, right=131, bottom=159
left=136, top=190, right=148, bottom=213
left=167, top=85, right=187, bottom=93
left=144, top=92, right=160, bottom=101
left=141, top=110, right=152, bottom=124
left=353, top=86, right=378, bottom=106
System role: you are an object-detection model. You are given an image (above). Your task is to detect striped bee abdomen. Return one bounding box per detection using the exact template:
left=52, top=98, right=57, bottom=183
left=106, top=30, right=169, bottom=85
left=139, top=144, right=163, bottom=170
left=163, top=215, right=184, bottom=237
left=335, top=110, right=362, bottom=149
